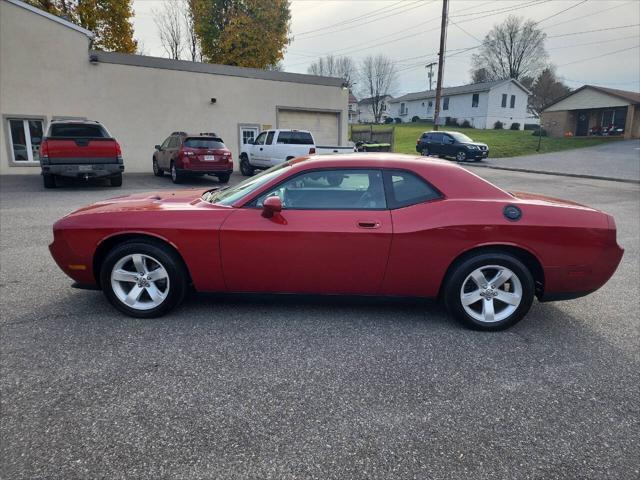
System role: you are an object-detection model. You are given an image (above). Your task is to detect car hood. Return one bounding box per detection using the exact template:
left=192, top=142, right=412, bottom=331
left=466, top=142, right=488, bottom=148
left=65, top=188, right=221, bottom=216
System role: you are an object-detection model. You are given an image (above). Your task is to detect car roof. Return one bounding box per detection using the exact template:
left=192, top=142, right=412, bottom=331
left=50, top=119, right=102, bottom=124
left=280, top=153, right=510, bottom=201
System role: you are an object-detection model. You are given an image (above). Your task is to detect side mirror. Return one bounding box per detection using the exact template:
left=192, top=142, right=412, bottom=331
left=262, top=196, right=282, bottom=218
left=248, top=139, right=255, bottom=145
left=155, top=144, right=161, bottom=150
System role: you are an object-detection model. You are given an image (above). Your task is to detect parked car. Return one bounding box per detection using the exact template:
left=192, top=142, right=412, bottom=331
left=416, top=131, right=489, bottom=162
left=153, top=132, right=233, bottom=184
left=49, top=154, right=623, bottom=331
left=239, top=129, right=355, bottom=176
left=39, top=120, right=124, bottom=188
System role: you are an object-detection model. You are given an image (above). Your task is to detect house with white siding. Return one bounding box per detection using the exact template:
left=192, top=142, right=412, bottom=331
left=388, top=79, right=531, bottom=130
left=357, top=95, right=393, bottom=124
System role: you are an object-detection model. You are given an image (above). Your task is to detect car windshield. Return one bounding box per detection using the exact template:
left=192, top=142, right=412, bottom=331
left=448, top=132, right=474, bottom=143
left=203, top=162, right=293, bottom=205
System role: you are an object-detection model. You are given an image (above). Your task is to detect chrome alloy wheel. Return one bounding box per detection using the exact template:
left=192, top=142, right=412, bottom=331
left=456, top=150, right=467, bottom=162
left=460, top=265, right=522, bottom=324
left=110, top=253, right=170, bottom=310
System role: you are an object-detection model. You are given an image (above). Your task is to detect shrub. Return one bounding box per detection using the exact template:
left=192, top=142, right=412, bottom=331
left=523, top=123, right=539, bottom=131
left=411, top=116, right=421, bottom=123
left=494, top=121, right=504, bottom=129
left=394, top=117, right=402, bottom=124
left=510, top=122, right=520, bottom=130
left=384, top=117, right=394, bottom=124
left=531, top=128, right=547, bottom=137
left=445, top=117, right=458, bottom=126
left=460, top=119, right=472, bottom=128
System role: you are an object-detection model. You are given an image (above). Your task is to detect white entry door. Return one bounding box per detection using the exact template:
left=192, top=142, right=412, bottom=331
left=240, top=126, right=259, bottom=147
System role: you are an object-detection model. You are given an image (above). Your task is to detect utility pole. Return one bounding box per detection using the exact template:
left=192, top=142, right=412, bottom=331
left=425, top=62, right=436, bottom=91
left=433, top=0, right=449, bottom=131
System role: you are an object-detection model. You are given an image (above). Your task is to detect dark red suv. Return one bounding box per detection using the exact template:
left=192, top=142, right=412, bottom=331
left=152, top=132, right=233, bottom=184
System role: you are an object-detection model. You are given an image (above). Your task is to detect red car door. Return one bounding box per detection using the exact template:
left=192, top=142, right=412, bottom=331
left=220, top=169, right=392, bottom=295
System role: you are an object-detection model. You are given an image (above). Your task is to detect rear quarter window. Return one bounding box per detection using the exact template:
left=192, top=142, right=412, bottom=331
left=183, top=137, right=225, bottom=149
left=49, top=123, right=108, bottom=138
left=385, top=170, right=442, bottom=209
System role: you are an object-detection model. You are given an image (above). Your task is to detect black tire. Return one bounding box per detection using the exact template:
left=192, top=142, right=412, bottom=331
left=99, top=240, right=188, bottom=318
left=443, top=252, right=535, bottom=331
left=421, top=146, right=430, bottom=156
left=153, top=158, right=164, bottom=177
left=170, top=162, right=183, bottom=184
left=456, top=150, right=467, bottom=162
left=240, top=155, right=254, bottom=176
left=43, top=174, right=56, bottom=188
left=110, top=173, right=123, bottom=187
left=217, top=173, right=230, bottom=183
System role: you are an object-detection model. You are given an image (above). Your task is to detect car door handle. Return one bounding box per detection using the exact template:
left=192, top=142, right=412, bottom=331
left=357, top=221, right=381, bottom=229
left=260, top=147, right=263, bottom=151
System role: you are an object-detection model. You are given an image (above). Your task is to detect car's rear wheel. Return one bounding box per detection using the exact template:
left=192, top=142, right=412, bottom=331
left=421, top=146, right=430, bottom=156
left=240, top=155, right=254, bottom=176
left=110, top=173, right=123, bottom=187
left=444, top=252, right=534, bottom=331
left=100, top=241, right=188, bottom=318
left=153, top=158, right=164, bottom=177
left=43, top=174, right=56, bottom=188
left=170, top=162, right=182, bottom=184
left=217, top=173, right=230, bottom=183
left=456, top=150, right=467, bottom=162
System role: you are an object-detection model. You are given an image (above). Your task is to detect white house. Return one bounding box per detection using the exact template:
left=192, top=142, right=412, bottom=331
left=0, top=0, right=348, bottom=175
left=348, top=93, right=359, bottom=124
left=357, top=96, right=393, bottom=124
left=388, top=79, right=531, bottom=130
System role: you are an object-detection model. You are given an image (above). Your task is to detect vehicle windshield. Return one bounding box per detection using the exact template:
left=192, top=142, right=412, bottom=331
left=203, top=162, right=292, bottom=205
left=448, top=132, right=474, bottom=143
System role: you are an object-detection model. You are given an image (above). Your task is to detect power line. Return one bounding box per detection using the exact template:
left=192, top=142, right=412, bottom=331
left=534, top=0, right=588, bottom=25
left=557, top=44, right=640, bottom=67
left=542, top=0, right=636, bottom=29
left=548, top=24, right=640, bottom=38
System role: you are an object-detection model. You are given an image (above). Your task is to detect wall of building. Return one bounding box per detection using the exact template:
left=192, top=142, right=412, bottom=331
left=541, top=110, right=571, bottom=137
left=0, top=0, right=348, bottom=175
left=357, top=97, right=391, bottom=124
left=486, top=82, right=529, bottom=130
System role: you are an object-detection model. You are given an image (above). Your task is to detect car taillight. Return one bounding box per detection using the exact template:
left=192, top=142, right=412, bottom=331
left=40, top=140, right=49, bottom=164
left=416, top=137, right=421, bottom=145
left=182, top=150, right=195, bottom=157
left=308, top=147, right=316, bottom=154
left=115, top=142, right=124, bottom=164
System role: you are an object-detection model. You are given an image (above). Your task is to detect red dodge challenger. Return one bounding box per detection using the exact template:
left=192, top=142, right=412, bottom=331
left=49, top=154, right=623, bottom=330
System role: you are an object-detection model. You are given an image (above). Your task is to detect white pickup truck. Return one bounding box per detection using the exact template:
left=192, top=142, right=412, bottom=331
left=239, top=129, right=355, bottom=176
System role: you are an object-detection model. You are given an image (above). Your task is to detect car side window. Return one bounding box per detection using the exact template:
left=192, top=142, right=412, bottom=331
left=431, top=133, right=442, bottom=143
left=266, top=131, right=275, bottom=145
left=256, top=169, right=386, bottom=210
left=254, top=132, right=267, bottom=145
left=384, top=170, right=442, bottom=209
left=168, top=136, right=180, bottom=148
left=276, top=131, right=291, bottom=144
left=444, top=135, right=455, bottom=144
left=160, top=137, right=172, bottom=149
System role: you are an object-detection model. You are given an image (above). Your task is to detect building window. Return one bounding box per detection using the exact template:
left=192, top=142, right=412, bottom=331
left=7, top=118, right=45, bottom=164
left=510, top=95, right=516, bottom=109
left=400, top=103, right=407, bottom=115
left=472, top=94, right=479, bottom=108
left=443, top=97, right=449, bottom=110
left=501, top=94, right=507, bottom=108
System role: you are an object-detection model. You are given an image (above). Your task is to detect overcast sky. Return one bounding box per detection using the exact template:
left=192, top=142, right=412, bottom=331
left=131, top=0, right=640, bottom=96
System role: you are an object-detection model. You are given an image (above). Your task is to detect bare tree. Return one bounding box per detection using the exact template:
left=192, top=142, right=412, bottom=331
left=359, top=54, right=397, bottom=123
left=183, top=0, right=200, bottom=61
left=470, top=15, right=547, bottom=81
left=154, top=0, right=184, bottom=60
left=308, top=54, right=357, bottom=88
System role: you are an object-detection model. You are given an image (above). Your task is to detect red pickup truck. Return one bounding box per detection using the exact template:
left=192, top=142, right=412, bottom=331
left=39, top=120, right=124, bottom=188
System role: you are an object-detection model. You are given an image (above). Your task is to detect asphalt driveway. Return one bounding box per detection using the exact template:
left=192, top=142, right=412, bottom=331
left=482, top=139, right=640, bottom=182
left=1, top=171, right=638, bottom=479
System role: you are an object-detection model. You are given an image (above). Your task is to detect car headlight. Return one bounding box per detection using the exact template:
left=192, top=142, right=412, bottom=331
left=467, top=145, right=478, bottom=150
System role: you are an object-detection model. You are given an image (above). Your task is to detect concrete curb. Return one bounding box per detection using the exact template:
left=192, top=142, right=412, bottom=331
left=458, top=162, right=640, bottom=185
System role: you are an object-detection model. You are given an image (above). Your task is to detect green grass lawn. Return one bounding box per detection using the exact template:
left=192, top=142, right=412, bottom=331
left=351, top=122, right=622, bottom=158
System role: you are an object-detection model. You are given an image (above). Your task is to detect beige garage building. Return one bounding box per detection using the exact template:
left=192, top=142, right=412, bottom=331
left=0, top=0, right=348, bottom=175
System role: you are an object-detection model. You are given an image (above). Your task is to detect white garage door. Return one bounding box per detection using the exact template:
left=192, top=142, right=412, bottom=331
left=278, top=109, right=339, bottom=146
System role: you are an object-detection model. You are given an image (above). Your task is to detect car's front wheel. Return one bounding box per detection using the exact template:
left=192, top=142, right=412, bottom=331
left=153, top=158, right=164, bottom=177
left=100, top=240, right=188, bottom=318
left=444, top=252, right=534, bottom=330
left=456, top=150, right=467, bottom=162
left=240, top=155, right=254, bottom=176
